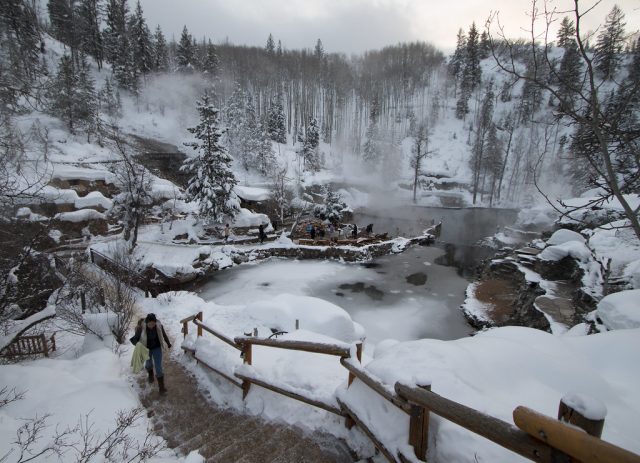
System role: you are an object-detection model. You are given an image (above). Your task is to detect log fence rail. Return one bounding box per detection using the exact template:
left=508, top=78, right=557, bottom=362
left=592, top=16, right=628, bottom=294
left=179, top=311, right=640, bottom=463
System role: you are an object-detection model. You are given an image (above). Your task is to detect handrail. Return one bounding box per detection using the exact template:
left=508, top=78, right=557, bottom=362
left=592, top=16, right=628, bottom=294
left=235, top=371, right=345, bottom=417
left=179, top=314, right=199, bottom=324
left=514, top=406, right=640, bottom=463
left=195, top=319, right=241, bottom=350
left=395, top=383, right=569, bottom=462
left=340, top=358, right=410, bottom=413
left=234, top=336, right=351, bottom=357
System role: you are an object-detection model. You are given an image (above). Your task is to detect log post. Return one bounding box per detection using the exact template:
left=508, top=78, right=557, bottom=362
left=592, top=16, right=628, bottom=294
left=80, top=291, right=86, bottom=314
left=347, top=342, right=363, bottom=387
left=41, top=334, right=49, bottom=357
left=182, top=321, right=188, bottom=338
left=98, top=288, right=105, bottom=306
left=241, top=341, right=253, bottom=399
left=253, top=327, right=258, bottom=337
left=558, top=395, right=606, bottom=438
left=345, top=342, right=363, bottom=429
left=196, top=312, right=203, bottom=337
left=50, top=333, right=56, bottom=352
left=295, top=319, right=299, bottom=330
left=408, top=384, right=431, bottom=461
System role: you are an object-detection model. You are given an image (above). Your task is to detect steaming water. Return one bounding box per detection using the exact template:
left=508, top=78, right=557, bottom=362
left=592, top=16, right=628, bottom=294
left=196, top=206, right=521, bottom=344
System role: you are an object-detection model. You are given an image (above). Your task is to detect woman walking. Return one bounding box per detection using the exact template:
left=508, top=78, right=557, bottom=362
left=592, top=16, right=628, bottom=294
left=131, top=313, right=172, bottom=394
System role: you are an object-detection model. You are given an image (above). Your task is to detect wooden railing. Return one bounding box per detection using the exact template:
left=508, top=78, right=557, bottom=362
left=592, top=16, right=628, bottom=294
left=179, top=312, right=640, bottom=463
left=1, top=333, right=56, bottom=358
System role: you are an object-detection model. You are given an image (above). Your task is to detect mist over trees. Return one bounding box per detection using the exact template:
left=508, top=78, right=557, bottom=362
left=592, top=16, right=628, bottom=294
left=1, top=0, right=638, bottom=222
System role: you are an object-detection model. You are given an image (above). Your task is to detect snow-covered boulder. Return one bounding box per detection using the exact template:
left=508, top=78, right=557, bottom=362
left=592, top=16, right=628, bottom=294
left=539, top=240, right=591, bottom=262
left=235, top=185, right=271, bottom=202
left=232, top=208, right=270, bottom=228
left=547, top=229, right=585, bottom=246
left=244, top=294, right=357, bottom=342
left=597, top=289, right=640, bottom=330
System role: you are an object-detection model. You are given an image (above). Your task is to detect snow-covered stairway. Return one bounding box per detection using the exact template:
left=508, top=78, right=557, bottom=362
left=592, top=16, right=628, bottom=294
left=137, top=356, right=354, bottom=463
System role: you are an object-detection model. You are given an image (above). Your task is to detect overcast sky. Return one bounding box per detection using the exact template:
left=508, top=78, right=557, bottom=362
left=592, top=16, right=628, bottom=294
left=139, top=0, right=640, bottom=54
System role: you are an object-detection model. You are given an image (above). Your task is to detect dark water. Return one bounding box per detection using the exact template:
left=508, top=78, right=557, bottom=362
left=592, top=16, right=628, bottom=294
left=354, top=206, right=520, bottom=276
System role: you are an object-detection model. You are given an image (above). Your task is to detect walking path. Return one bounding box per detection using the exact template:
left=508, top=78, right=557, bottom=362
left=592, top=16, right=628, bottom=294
left=135, top=355, right=355, bottom=463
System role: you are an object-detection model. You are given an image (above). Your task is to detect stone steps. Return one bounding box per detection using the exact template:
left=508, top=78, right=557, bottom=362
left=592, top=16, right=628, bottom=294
left=136, top=355, right=353, bottom=463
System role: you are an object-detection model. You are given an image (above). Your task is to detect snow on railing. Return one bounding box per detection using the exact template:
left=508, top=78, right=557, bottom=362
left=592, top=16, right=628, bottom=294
left=179, top=312, right=640, bottom=463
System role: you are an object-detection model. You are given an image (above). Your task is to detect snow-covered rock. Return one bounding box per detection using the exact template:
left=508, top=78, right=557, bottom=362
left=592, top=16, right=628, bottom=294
left=232, top=208, right=270, bottom=228
left=235, top=185, right=271, bottom=202
left=54, top=209, right=106, bottom=222
left=597, top=289, right=640, bottom=330
left=539, top=240, right=591, bottom=262
left=547, top=229, right=585, bottom=246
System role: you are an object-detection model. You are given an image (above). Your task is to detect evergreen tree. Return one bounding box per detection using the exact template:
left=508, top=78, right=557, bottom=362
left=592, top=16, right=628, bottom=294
left=314, top=39, right=324, bottom=61
left=448, top=29, right=466, bottom=95
left=181, top=93, right=239, bottom=222
left=556, top=16, right=576, bottom=49
left=176, top=25, right=194, bottom=71
left=302, top=117, right=320, bottom=171
left=76, top=55, right=98, bottom=137
left=225, top=83, right=247, bottom=164
left=455, top=23, right=481, bottom=119
left=557, top=36, right=583, bottom=112
left=76, top=0, right=103, bottom=69
left=593, top=5, right=626, bottom=80
left=129, top=0, right=152, bottom=76
left=267, top=96, right=287, bottom=143
left=362, top=97, right=380, bottom=167
left=202, top=39, right=220, bottom=80
left=48, top=54, right=80, bottom=132
left=479, top=30, right=490, bottom=59
left=103, top=0, right=128, bottom=65
left=0, top=0, right=43, bottom=110
left=314, top=185, right=347, bottom=222
left=152, top=25, right=169, bottom=72
left=484, top=123, right=503, bottom=206
left=48, top=0, right=76, bottom=50
left=265, top=33, right=275, bottom=55
left=255, top=120, right=277, bottom=175
left=99, top=76, right=121, bottom=118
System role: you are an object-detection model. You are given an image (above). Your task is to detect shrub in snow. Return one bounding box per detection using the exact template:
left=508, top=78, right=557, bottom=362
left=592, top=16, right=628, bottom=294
left=597, top=289, right=640, bottom=329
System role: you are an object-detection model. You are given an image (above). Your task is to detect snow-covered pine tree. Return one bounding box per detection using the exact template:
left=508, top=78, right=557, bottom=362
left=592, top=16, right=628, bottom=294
left=99, top=76, right=121, bottom=118
left=314, top=185, right=347, bottom=222
left=267, top=96, right=287, bottom=143
left=76, top=0, right=104, bottom=69
left=225, top=83, right=248, bottom=165
left=202, top=39, right=220, bottom=81
left=103, top=0, right=128, bottom=66
left=593, top=5, right=626, bottom=80
left=456, top=23, right=481, bottom=120
left=152, top=25, right=169, bottom=72
left=47, top=0, right=76, bottom=50
left=362, top=98, right=380, bottom=168
left=76, top=55, right=98, bottom=140
left=176, top=25, right=194, bottom=72
left=129, top=0, right=152, bottom=76
left=0, top=0, right=43, bottom=111
left=48, top=54, right=80, bottom=132
left=556, top=16, right=575, bottom=49
left=448, top=29, right=466, bottom=97
left=182, top=93, right=239, bottom=222
left=255, top=120, right=277, bottom=175
left=265, top=33, right=275, bottom=55
left=303, top=117, right=321, bottom=171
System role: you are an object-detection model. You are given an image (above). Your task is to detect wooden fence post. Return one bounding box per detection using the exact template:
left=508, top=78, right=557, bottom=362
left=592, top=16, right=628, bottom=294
left=50, top=333, right=56, bottom=352
left=408, top=383, right=431, bottom=462
left=80, top=291, right=86, bottom=314
left=41, top=334, right=49, bottom=357
left=558, top=395, right=606, bottom=438
left=196, top=312, right=203, bottom=337
left=182, top=321, right=189, bottom=338
left=347, top=342, right=362, bottom=387
left=241, top=341, right=252, bottom=399
left=345, top=342, right=363, bottom=430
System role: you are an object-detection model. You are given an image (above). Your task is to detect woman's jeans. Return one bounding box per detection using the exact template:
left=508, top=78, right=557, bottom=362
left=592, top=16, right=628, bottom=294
left=145, top=347, right=164, bottom=378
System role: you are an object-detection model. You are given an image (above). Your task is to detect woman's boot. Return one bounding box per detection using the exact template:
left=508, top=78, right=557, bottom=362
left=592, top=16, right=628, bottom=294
left=147, top=366, right=154, bottom=383
left=158, top=376, right=167, bottom=395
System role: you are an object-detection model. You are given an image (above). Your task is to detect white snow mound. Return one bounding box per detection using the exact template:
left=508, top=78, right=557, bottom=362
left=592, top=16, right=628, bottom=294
left=562, top=392, right=607, bottom=421
left=547, top=229, right=585, bottom=245
left=244, top=294, right=357, bottom=342
left=539, top=240, right=591, bottom=262
left=597, top=289, right=640, bottom=330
